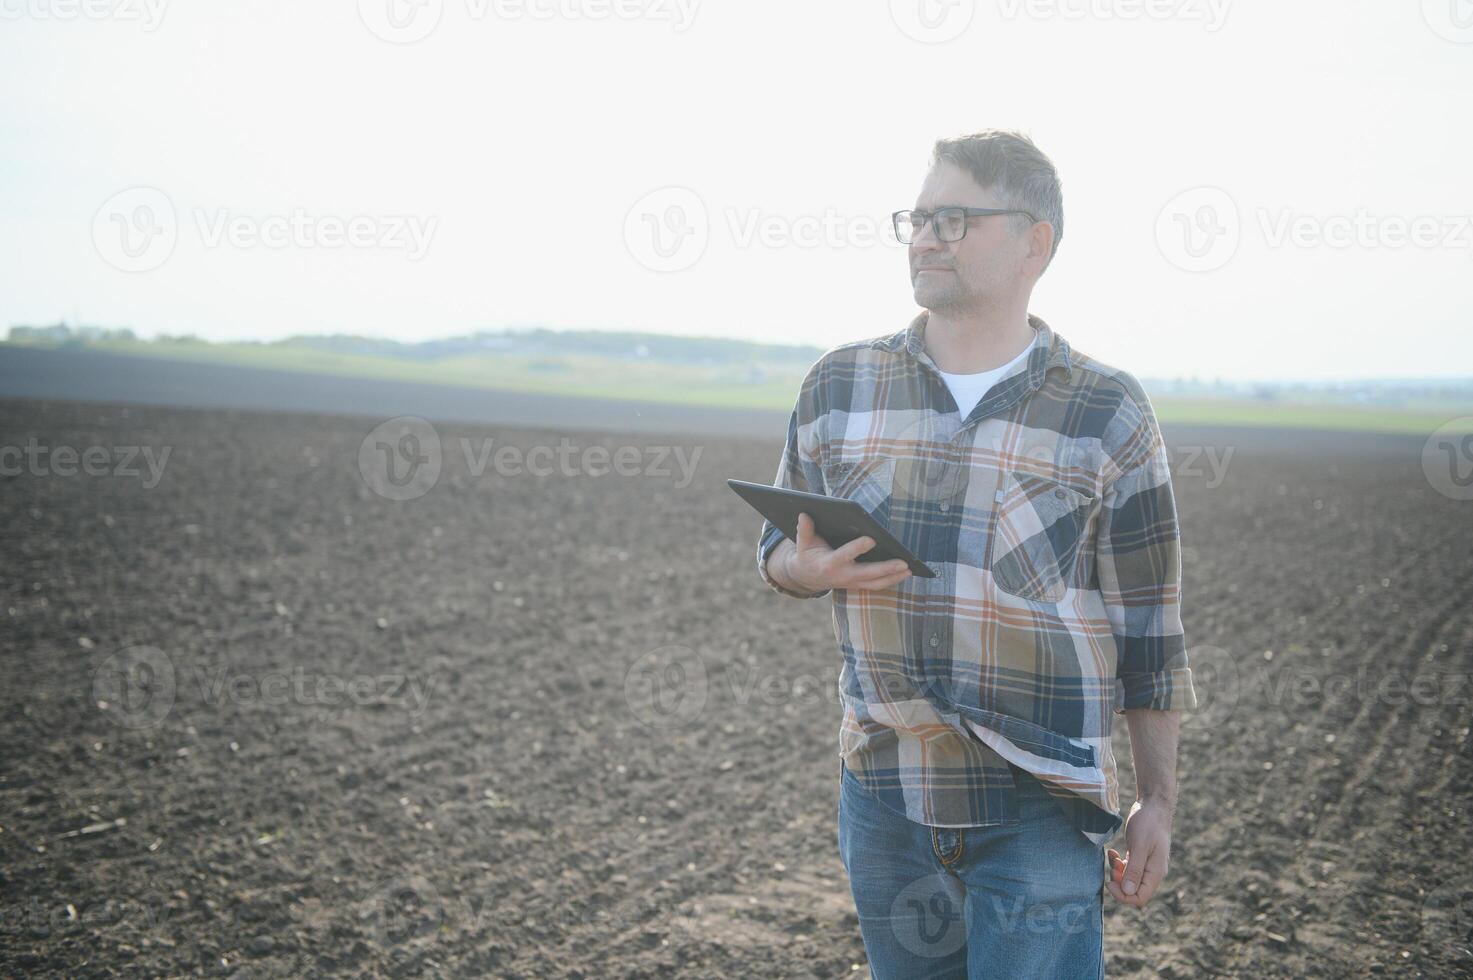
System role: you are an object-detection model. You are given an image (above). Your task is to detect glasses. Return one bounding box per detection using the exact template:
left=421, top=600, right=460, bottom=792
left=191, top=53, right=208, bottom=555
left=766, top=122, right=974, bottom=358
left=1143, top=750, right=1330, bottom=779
left=892, top=206, right=1039, bottom=244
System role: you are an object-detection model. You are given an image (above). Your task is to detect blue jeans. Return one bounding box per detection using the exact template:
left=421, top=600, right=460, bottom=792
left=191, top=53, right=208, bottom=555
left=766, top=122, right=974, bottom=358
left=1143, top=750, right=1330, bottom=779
left=837, top=760, right=1106, bottom=979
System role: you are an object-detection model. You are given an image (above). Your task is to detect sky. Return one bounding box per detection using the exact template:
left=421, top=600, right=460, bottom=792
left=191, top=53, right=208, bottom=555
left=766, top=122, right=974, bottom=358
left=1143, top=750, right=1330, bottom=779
left=1, top=0, right=1470, bottom=381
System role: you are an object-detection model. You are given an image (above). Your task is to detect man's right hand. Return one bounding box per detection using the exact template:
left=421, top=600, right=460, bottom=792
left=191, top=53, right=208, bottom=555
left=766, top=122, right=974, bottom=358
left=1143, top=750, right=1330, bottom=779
left=775, top=512, right=914, bottom=593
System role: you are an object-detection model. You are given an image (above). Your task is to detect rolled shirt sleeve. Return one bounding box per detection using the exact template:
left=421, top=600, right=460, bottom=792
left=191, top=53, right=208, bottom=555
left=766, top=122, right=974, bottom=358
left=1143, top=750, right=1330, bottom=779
left=1096, top=396, right=1198, bottom=713
left=756, top=395, right=831, bottom=599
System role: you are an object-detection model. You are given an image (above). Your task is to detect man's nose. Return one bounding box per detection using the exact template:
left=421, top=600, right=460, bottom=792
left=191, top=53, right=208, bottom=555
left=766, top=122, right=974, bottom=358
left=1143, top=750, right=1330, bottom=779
left=910, top=218, right=947, bottom=249
left=910, top=236, right=950, bottom=264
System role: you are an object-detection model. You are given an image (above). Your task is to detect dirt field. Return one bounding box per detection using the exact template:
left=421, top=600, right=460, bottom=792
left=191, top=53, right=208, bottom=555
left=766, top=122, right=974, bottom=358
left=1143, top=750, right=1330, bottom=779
left=2, top=397, right=1470, bottom=978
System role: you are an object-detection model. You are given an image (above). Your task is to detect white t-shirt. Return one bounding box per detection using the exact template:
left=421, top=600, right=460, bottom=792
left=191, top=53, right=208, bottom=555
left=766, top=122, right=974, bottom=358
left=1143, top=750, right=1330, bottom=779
left=935, top=336, right=1036, bottom=418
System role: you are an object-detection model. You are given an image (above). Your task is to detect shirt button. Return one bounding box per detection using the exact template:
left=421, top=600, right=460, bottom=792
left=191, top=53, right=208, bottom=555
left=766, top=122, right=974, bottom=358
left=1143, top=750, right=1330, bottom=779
left=1054, top=488, right=1066, bottom=499
left=939, top=502, right=950, bottom=512
left=929, top=635, right=940, bottom=648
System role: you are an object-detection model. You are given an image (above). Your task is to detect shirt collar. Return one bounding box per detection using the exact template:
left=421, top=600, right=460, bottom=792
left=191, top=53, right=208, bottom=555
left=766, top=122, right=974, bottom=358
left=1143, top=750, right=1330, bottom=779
left=870, top=309, right=1073, bottom=379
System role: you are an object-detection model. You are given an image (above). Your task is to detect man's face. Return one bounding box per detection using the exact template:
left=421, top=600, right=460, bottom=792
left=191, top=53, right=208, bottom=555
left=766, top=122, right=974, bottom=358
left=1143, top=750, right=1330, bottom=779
left=908, top=159, right=1034, bottom=313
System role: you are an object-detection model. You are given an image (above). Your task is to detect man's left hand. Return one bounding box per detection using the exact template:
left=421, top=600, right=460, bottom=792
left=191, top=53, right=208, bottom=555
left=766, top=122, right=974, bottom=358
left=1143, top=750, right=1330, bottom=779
left=1105, top=798, right=1172, bottom=909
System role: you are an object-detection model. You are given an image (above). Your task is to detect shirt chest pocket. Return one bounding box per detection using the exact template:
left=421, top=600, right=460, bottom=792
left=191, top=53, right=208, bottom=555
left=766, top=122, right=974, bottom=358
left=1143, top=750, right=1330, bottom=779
left=821, top=456, right=896, bottom=523
left=986, top=471, right=1097, bottom=603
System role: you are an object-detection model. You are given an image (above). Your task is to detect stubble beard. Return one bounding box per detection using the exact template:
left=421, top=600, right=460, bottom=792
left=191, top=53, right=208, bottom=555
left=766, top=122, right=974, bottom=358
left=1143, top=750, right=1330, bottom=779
left=914, top=271, right=968, bottom=313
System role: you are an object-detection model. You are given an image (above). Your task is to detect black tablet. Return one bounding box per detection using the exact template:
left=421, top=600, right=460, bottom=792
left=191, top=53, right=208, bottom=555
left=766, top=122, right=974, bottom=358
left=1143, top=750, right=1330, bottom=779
left=728, top=479, right=938, bottom=579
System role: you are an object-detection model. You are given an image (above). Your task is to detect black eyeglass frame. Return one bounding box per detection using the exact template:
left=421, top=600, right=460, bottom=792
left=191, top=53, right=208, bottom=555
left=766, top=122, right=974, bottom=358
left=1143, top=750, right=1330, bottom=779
left=891, top=206, right=1040, bottom=243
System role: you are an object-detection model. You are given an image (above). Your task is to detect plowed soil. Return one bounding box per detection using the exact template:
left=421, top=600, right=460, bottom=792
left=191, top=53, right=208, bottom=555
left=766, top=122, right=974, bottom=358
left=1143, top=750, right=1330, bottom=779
left=2, top=398, right=1470, bottom=978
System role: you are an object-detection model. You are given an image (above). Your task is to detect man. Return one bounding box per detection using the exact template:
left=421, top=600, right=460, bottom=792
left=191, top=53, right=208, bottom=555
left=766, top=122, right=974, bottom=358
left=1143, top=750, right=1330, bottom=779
left=754, top=130, right=1197, bottom=978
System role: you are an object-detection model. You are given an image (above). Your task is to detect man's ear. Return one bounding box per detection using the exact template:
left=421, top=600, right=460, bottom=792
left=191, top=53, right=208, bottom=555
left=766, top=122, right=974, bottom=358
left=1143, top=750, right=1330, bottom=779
left=1028, top=221, right=1056, bottom=275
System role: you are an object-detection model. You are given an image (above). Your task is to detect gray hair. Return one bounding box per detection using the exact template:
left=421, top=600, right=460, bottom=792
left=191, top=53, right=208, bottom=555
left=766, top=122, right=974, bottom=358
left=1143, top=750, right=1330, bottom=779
left=931, top=129, right=1064, bottom=270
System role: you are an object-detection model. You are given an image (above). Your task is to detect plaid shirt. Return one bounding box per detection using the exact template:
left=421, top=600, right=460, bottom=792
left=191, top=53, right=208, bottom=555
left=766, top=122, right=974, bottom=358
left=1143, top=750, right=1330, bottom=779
left=755, top=310, right=1197, bottom=846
